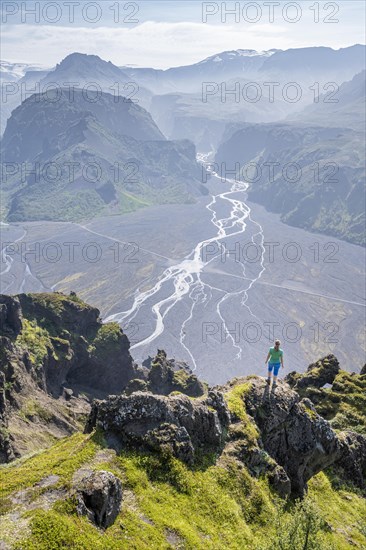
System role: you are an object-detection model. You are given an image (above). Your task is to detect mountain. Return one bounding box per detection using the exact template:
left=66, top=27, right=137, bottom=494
left=3, top=46, right=364, bottom=142
left=215, top=122, right=365, bottom=245
left=0, top=53, right=154, bottom=135
left=0, top=292, right=365, bottom=548
left=40, top=53, right=152, bottom=106
left=1, top=88, right=206, bottom=222
left=48, top=53, right=131, bottom=84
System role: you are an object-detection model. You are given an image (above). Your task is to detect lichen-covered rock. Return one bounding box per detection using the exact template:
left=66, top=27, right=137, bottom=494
left=76, top=470, right=122, bottom=528
left=267, top=464, right=292, bottom=498
left=144, top=423, right=195, bottom=464
left=147, top=350, right=205, bottom=397
left=244, top=378, right=342, bottom=497
left=286, top=354, right=340, bottom=391
left=85, top=390, right=230, bottom=463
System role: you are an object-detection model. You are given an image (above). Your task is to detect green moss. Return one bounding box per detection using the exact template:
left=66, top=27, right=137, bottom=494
left=302, top=404, right=318, bottom=420
left=16, top=318, right=54, bottom=369
left=14, top=509, right=120, bottom=550
left=0, top=426, right=10, bottom=439
left=226, top=383, right=259, bottom=445
left=88, top=323, right=122, bottom=357
left=0, top=497, right=12, bottom=516
left=26, top=293, right=88, bottom=315
left=19, top=399, right=54, bottom=423
left=172, top=369, right=190, bottom=388
left=118, top=452, right=262, bottom=548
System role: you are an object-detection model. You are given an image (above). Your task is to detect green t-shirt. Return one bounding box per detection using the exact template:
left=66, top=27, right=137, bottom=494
left=269, top=347, right=283, bottom=363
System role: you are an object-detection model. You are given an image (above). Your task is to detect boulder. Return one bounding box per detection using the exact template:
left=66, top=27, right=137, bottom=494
left=63, top=387, right=74, bottom=401
left=144, top=423, right=195, bottom=464
left=76, top=470, right=122, bottom=528
left=85, top=390, right=230, bottom=463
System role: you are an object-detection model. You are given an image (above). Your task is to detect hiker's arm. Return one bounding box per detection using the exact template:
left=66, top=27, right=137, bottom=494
left=281, top=354, right=284, bottom=368
left=265, top=352, right=270, bottom=365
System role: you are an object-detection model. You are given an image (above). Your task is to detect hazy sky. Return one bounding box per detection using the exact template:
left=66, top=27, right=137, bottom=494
left=1, top=0, right=365, bottom=68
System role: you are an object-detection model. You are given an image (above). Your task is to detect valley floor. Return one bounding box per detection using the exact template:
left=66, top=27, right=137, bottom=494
left=1, top=189, right=365, bottom=384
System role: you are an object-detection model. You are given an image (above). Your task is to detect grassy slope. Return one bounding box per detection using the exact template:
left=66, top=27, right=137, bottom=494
left=1, top=322, right=365, bottom=549
left=0, top=433, right=365, bottom=548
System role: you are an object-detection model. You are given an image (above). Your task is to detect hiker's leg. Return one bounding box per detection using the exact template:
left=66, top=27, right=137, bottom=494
left=267, top=364, right=273, bottom=384
left=272, top=364, right=280, bottom=385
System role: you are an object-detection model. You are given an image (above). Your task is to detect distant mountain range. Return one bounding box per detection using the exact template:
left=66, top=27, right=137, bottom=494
left=1, top=46, right=364, bottom=241
left=121, top=45, right=365, bottom=94
left=123, top=45, right=366, bottom=147
left=2, top=45, right=365, bottom=137
left=215, top=65, right=365, bottom=245
left=1, top=88, right=206, bottom=222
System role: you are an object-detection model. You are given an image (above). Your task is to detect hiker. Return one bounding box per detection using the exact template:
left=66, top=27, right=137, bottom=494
left=265, top=340, right=284, bottom=387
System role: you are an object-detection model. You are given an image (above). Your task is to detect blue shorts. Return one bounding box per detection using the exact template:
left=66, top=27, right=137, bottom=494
left=268, top=363, right=281, bottom=376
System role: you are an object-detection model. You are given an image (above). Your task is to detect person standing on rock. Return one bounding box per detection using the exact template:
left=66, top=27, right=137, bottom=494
left=265, top=340, right=284, bottom=387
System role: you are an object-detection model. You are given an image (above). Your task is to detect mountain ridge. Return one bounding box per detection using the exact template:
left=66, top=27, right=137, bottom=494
left=1, top=88, right=206, bottom=222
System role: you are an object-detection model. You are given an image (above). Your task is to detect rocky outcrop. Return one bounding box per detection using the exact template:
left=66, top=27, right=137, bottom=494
left=244, top=378, right=342, bottom=497
left=17, top=292, right=137, bottom=396
left=75, top=470, right=122, bottom=528
left=0, top=292, right=140, bottom=462
left=125, top=350, right=205, bottom=398
left=85, top=390, right=230, bottom=465
left=85, top=369, right=366, bottom=498
left=286, top=354, right=340, bottom=391
left=0, top=292, right=138, bottom=399
left=281, top=358, right=366, bottom=494
left=146, top=350, right=205, bottom=397
left=2, top=292, right=365, bottom=503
